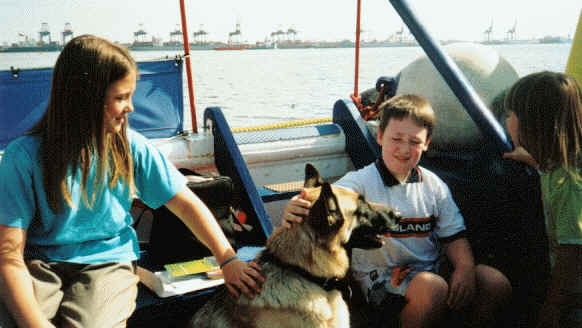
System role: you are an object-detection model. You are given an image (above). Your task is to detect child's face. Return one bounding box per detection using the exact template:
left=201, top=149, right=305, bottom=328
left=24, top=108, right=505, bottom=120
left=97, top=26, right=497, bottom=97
left=505, top=111, right=520, bottom=147
left=377, top=117, right=430, bottom=182
left=103, top=71, right=136, bottom=134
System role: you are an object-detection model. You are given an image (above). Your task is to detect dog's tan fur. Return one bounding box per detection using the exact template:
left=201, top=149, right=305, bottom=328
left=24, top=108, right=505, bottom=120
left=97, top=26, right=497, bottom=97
left=190, top=164, right=400, bottom=328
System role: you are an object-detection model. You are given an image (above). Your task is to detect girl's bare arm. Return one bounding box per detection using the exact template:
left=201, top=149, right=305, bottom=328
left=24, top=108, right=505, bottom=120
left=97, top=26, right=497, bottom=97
left=0, top=225, right=55, bottom=328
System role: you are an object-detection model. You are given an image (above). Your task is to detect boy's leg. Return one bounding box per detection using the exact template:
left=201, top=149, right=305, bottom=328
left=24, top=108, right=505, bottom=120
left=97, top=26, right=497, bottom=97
left=401, top=272, right=448, bottom=328
left=56, top=262, right=138, bottom=328
left=470, top=264, right=512, bottom=328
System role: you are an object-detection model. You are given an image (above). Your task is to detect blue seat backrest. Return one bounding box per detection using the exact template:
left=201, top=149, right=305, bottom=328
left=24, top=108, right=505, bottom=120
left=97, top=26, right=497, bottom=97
left=204, top=107, right=273, bottom=240
left=0, top=59, right=184, bottom=149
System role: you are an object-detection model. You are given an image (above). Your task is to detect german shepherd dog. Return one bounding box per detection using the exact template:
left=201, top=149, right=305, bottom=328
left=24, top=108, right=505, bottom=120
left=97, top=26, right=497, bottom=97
left=190, top=164, right=401, bottom=328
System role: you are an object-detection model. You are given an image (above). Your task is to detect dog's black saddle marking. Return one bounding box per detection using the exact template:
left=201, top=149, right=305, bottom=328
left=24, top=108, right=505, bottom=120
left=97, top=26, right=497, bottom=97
left=259, top=251, right=352, bottom=299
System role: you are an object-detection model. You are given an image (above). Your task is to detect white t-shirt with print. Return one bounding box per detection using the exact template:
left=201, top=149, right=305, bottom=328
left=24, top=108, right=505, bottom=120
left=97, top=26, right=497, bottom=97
left=335, top=160, right=466, bottom=274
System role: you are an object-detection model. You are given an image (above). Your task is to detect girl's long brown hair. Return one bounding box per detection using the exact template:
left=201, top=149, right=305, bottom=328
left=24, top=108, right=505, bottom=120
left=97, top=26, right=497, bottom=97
left=505, top=71, right=582, bottom=172
left=29, top=35, right=137, bottom=213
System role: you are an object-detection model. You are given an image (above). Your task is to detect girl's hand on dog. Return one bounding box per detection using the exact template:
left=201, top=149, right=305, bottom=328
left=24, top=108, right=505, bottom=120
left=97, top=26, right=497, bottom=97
left=222, top=260, right=264, bottom=299
left=282, top=189, right=311, bottom=229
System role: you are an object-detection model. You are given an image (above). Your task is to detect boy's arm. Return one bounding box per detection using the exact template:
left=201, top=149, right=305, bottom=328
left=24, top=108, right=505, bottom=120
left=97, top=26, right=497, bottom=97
left=0, top=225, right=55, bottom=328
left=443, top=237, right=476, bottom=310
left=537, top=244, right=582, bottom=328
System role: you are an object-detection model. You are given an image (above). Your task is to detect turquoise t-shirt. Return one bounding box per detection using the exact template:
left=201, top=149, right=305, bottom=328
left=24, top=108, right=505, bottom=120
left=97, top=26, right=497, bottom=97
left=540, top=167, right=582, bottom=264
left=0, top=129, right=187, bottom=264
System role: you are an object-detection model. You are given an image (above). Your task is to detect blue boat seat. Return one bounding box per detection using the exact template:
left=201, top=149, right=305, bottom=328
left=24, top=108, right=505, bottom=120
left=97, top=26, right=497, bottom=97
left=0, top=59, right=186, bottom=151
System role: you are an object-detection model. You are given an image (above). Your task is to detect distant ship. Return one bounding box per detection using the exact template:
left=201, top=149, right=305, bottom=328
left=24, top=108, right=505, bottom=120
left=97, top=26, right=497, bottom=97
left=213, top=45, right=246, bottom=51
left=0, top=43, right=62, bottom=53
left=538, top=36, right=572, bottom=44
left=0, top=23, right=70, bottom=53
left=128, top=24, right=219, bottom=51
left=479, top=20, right=570, bottom=46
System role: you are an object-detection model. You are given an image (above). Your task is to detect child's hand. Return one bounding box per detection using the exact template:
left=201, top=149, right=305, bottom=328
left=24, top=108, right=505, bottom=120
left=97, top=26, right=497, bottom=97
left=503, top=146, right=538, bottom=168
left=221, top=259, right=264, bottom=299
left=281, top=189, right=311, bottom=229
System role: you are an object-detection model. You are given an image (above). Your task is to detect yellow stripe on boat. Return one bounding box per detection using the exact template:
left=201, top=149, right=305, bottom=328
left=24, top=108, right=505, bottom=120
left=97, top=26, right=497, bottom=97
left=231, top=117, right=332, bottom=133
left=566, top=10, right=582, bottom=86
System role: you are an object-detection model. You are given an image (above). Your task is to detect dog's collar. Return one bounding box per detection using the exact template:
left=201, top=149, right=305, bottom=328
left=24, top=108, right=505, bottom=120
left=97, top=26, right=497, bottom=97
left=259, top=251, right=351, bottom=298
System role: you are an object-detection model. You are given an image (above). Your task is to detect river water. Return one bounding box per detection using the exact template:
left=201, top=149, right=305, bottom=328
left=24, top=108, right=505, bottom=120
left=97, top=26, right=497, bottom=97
left=0, top=43, right=572, bottom=130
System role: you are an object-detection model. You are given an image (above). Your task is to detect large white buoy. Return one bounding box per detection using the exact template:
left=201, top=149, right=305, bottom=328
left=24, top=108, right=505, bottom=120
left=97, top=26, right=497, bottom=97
left=396, top=42, right=518, bottom=152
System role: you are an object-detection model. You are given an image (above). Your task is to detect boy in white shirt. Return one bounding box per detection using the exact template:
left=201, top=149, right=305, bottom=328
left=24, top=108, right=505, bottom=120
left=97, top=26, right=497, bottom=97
left=283, top=94, right=511, bottom=327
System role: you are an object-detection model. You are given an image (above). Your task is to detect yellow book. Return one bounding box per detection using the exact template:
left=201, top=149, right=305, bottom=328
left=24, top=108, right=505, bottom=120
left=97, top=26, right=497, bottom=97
left=164, top=257, right=219, bottom=277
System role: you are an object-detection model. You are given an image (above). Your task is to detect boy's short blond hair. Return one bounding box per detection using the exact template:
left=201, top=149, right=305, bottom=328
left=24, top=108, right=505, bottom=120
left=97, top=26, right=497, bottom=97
left=377, top=94, right=435, bottom=139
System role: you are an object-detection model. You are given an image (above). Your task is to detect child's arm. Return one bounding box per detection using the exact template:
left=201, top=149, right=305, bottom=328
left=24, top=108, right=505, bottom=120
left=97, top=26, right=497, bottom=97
left=443, top=237, right=476, bottom=310
left=164, top=186, right=264, bottom=299
left=537, top=244, right=582, bottom=328
left=0, top=225, right=55, bottom=328
left=503, top=146, right=538, bottom=168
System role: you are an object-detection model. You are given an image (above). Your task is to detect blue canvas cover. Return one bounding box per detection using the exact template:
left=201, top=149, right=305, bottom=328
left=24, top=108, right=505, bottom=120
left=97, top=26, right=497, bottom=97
left=0, top=59, right=184, bottom=149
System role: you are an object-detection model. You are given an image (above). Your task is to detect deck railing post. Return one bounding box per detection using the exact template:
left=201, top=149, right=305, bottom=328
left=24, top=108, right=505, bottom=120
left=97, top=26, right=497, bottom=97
left=179, top=0, right=198, bottom=133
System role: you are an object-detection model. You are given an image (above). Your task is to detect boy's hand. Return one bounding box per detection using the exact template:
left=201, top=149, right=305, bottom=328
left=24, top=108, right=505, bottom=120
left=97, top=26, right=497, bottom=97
left=447, top=264, right=476, bottom=310
left=281, top=189, right=311, bottom=229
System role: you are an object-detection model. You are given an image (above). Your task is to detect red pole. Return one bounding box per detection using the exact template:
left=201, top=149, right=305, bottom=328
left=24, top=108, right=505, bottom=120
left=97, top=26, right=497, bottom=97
left=353, top=0, right=362, bottom=97
left=179, top=0, right=198, bottom=133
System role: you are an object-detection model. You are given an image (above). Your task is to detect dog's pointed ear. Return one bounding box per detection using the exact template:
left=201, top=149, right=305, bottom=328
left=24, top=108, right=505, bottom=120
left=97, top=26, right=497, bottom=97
left=304, top=163, right=324, bottom=187
left=321, top=182, right=337, bottom=212
left=309, top=182, right=343, bottom=235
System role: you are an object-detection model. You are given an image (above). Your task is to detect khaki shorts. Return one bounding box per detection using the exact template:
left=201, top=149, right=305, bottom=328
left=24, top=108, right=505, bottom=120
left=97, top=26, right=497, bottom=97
left=0, top=260, right=138, bottom=328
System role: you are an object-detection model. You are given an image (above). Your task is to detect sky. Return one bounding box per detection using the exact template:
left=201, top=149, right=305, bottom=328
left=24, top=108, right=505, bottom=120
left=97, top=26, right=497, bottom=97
left=0, top=0, right=580, bottom=46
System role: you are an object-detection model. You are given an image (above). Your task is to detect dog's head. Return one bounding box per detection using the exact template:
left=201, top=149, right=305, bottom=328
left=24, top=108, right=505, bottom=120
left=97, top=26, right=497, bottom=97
left=302, top=163, right=401, bottom=250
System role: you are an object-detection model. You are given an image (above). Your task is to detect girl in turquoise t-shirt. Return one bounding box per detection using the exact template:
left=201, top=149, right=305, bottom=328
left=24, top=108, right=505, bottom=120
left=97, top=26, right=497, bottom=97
left=503, top=71, right=582, bottom=328
left=0, top=35, right=263, bottom=328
